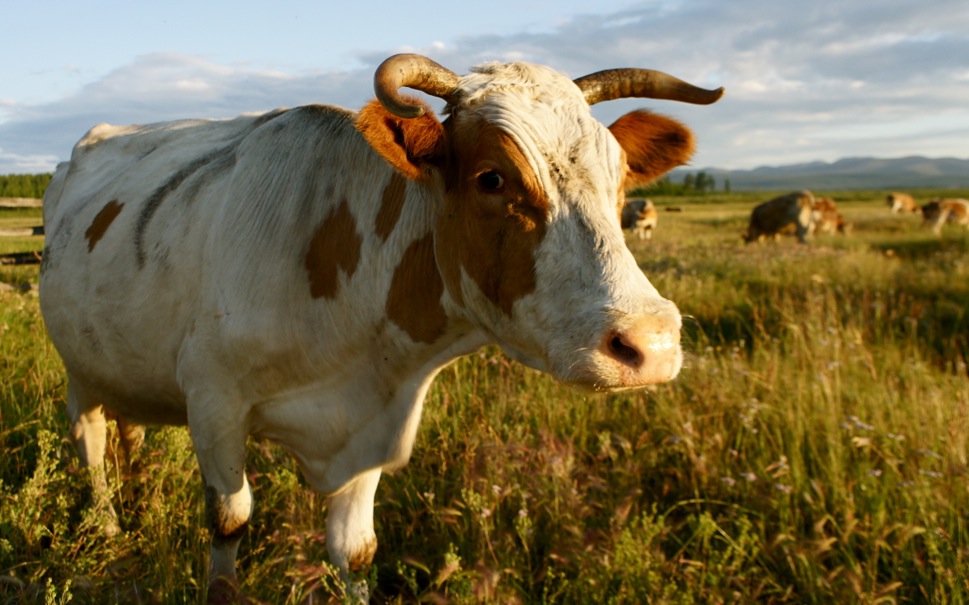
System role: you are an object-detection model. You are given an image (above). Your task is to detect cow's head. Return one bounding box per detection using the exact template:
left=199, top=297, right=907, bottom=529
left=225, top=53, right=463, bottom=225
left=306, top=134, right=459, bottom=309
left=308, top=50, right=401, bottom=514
left=357, top=54, right=722, bottom=390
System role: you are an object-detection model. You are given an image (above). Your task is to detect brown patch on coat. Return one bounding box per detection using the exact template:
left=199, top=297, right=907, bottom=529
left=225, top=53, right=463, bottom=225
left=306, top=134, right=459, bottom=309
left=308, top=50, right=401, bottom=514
left=85, top=200, right=124, bottom=252
left=348, top=535, right=378, bottom=573
left=305, top=200, right=362, bottom=299
left=386, top=234, right=447, bottom=344
left=204, top=485, right=249, bottom=545
left=435, top=123, right=548, bottom=316
left=607, top=110, right=695, bottom=190
left=375, top=172, right=407, bottom=241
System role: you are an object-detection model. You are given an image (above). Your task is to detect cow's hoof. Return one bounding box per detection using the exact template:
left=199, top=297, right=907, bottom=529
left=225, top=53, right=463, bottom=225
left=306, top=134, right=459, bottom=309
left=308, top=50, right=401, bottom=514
left=207, top=577, right=260, bottom=604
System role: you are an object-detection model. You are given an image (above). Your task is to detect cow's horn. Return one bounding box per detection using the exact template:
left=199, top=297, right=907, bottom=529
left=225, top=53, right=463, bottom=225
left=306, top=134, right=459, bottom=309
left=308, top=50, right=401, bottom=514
left=574, top=68, right=724, bottom=106
left=374, top=54, right=461, bottom=119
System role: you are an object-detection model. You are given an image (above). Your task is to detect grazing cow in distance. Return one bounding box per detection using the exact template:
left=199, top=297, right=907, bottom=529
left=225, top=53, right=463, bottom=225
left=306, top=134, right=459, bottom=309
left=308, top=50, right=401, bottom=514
left=621, top=198, right=658, bottom=240
left=887, top=192, right=918, bottom=213
left=39, top=53, right=723, bottom=601
left=742, top=190, right=816, bottom=244
left=812, top=196, right=852, bottom=235
left=920, top=198, right=969, bottom=235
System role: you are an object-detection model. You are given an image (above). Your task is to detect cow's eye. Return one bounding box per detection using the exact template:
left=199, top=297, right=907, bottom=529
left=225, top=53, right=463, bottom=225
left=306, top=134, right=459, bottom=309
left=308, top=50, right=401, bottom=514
left=477, top=170, right=505, bottom=192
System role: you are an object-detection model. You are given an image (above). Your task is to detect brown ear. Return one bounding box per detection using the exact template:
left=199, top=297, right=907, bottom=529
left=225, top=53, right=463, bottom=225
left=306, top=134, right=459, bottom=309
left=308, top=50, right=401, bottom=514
left=356, top=97, right=445, bottom=180
left=608, top=110, right=695, bottom=190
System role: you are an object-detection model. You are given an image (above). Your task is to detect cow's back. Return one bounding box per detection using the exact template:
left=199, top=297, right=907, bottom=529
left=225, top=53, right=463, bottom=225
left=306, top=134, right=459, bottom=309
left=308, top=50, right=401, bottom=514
left=38, top=108, right=322, bottom=424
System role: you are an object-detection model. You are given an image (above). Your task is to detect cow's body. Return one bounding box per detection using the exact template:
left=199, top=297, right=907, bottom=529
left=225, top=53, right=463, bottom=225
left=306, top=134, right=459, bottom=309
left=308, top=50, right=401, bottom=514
left=742, top=190, right=815, bottom=243
left=621, top=198, right=658, bottom=239
left=887, top=192, right=918, bottom=213
left=921, top=198, right=969, bottom=235
left=39, top=54, right=721, bottom=601
left=812, top=196, right=851, bottom=235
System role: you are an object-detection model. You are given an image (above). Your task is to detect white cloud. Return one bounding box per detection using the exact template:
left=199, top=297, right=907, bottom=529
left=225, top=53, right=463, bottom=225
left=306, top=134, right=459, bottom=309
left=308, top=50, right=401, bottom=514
left=1, top=0, right=968, bottom=173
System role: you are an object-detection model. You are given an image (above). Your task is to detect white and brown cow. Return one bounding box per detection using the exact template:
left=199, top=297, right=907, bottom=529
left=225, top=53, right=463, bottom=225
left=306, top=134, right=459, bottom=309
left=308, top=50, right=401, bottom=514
left=812, top=196, right=852, bottom=235
left=621, top=198, right=658, bottom=240
left=742, top=190, right=816, bottom=244
left=920, top=198, right=969, bottom=235
left=887, top=191, right=918, bottom=213
left=39, top=54, right=722, bottom=601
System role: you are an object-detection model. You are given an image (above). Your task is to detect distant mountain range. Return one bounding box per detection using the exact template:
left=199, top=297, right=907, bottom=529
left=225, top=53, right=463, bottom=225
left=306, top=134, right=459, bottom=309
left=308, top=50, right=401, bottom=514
left=672, top=156, right=969, bottom=191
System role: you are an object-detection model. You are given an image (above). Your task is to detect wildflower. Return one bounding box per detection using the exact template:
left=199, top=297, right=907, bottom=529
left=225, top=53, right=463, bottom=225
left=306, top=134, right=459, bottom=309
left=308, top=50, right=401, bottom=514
left=867, top=469, right=883, bottom=478
left=741, top=472, right=757, bottom=482
left=847, top=415, right=874, bottom=431
left=721, top=476, right=736, bottom=487
left=774, top=483, right=793, bottom=494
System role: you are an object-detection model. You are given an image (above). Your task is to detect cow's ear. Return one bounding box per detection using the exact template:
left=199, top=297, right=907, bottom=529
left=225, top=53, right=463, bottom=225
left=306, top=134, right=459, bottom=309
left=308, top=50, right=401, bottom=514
left=356, top=98, right=446, bottom=181
left=608, top=110, right=695, bottom=190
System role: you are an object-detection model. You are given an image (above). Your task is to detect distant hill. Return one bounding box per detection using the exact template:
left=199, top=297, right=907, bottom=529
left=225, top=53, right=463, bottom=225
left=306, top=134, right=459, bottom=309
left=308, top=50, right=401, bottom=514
left=673, top=156, right=969, bottom=191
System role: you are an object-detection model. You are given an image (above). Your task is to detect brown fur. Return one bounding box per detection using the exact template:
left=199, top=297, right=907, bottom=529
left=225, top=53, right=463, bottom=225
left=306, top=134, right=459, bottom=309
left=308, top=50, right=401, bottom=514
left=607, top=110, right=695, bottom=190
left=85, top=200, right=124, bottom=252
left=375, top=172, right=407, bottom=241
left=355, top=98, right=445, bottom=181
left=435, top=123, right=549, bottom=316
left=304, top=200, right=362, bottom=299
left=385, top=234, right=448, bottom=344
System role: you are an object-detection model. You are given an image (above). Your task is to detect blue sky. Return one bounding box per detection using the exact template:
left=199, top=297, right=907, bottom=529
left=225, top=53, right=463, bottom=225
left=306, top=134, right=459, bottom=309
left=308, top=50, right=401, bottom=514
left=2, top=0, right=968, bottom=174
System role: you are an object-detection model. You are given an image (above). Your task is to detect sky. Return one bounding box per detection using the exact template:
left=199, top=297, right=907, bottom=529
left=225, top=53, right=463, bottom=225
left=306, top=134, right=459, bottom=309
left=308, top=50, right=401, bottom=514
left=1, top=0, right=968, bottom=174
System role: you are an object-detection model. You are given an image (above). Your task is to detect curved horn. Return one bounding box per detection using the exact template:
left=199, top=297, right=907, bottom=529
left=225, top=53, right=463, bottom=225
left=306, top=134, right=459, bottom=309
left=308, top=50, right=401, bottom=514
left=373, top=53, right=461, bottom=119
left=574, top=68, right=724, bottom=106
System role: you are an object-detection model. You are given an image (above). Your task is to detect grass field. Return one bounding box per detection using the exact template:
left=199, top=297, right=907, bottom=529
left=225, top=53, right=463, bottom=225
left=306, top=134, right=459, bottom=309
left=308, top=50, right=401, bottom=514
left=0, top=191, right=967, bottom=603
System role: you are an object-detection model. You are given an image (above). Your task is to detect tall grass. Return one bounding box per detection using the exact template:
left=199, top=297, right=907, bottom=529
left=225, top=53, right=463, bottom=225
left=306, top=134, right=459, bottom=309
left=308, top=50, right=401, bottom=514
left=1, top=192, right=967, bottom=603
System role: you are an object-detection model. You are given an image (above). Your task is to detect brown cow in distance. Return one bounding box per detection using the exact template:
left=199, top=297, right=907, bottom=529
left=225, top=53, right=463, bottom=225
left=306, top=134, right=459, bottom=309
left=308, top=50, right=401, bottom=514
left=621, top=198, right=658, bottom=240
left=887, top=192, right=918, bottom=213
left=742, top=190, right=815, bottom=244
left=813, top=196, right=852, bottom=235
left=921, top=198, right=969, bottom=235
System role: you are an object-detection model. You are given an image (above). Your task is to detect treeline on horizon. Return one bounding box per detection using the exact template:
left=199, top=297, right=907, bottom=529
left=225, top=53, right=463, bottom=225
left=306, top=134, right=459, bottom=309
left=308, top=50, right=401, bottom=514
left=0, top=173, right=53, bottom=199
left=2, top=171, right=725, bottom=201
left=634, top=171, right=725, bottom=197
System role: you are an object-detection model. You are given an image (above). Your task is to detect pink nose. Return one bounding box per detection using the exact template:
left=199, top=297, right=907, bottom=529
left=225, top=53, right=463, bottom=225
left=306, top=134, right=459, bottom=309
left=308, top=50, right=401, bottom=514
left=599, top=314, right=681, bottom=386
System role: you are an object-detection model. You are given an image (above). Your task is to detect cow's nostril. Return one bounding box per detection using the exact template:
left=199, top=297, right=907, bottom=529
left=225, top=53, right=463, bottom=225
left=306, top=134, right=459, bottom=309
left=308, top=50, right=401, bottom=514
left=608, top=333, right=642, bottom=367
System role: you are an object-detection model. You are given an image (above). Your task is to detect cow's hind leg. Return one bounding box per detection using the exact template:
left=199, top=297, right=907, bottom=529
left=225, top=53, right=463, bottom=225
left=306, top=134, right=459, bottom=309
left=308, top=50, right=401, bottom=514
left=327, top=468, right=381, bottom=601
left=188, top=411, right=252, bottom=602
left=116, top=416, right=145, bottom=465
left=66, top=377, right=121, bottom=536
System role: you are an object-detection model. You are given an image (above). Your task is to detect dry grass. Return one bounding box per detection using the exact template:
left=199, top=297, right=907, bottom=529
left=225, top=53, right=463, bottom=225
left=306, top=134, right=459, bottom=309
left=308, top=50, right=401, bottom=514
left=0, top=192, right=967, bottom=603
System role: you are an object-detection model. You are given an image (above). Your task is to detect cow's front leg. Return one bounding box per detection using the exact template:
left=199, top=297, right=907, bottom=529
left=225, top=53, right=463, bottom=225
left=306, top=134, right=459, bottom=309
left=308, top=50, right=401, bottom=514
left=189, top=415, right=252, bottom=603
left=327, top=468, right=381, bottom=601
